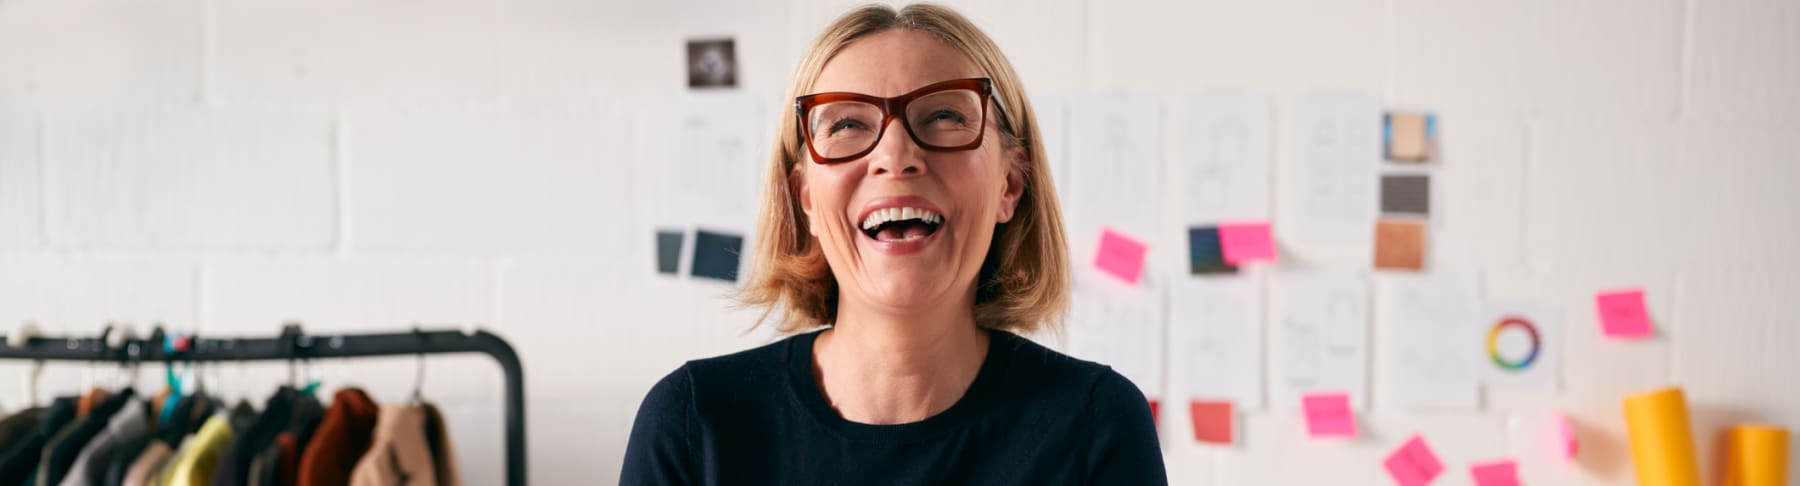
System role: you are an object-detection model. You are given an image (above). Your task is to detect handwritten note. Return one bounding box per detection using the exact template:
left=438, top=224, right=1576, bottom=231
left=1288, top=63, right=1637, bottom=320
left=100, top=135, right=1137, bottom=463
left=1375, top=272, right=1482, bottom=410
left=1189, top=400, right=1234, bottom=445
left=1596, top=288, right=1652, bottom=339
left=1218, top=221, right=1276, bottom=264
left=1168, top=275, right=1264, bottom=410
left=1303, top=392, right=1357, bottom=438
left=1470, top=460, right=1520, bottom=486
left=1094, top=228, right=1149, bottom=285
left=1269, top=271, right=1369, bottom=412
left=1384, top=434, right=1445, bottom=486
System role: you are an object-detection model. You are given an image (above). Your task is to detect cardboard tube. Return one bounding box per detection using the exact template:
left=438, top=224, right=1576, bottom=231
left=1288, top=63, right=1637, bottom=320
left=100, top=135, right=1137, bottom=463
left=1723, top=424, right=1789, bottom=486
left=1623, top=387, right=1701, bottom=486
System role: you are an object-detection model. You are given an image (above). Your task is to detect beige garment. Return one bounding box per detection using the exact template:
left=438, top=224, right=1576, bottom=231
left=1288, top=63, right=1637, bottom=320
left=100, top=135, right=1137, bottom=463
left=124, top=441, right=173, bottom=486
left=348, top=404, right=461, bottom=486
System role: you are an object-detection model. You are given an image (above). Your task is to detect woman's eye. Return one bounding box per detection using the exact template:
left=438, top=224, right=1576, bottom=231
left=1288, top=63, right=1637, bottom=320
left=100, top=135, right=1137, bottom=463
left=926, top=110, right=968, bottom=125
left=829, top=118, right=869, bottom=135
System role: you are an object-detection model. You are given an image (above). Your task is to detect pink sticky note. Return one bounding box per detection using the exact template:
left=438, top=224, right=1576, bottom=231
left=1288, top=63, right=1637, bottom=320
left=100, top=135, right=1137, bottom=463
left=1596, top=288, right=1652, bottom=339
left=1094, top=228, right=1148, bottom=284
left=1470, top=460, right=1520, bottom=486
left=1384, top=434, right=1444, bottom=486
left=1218, top=222, right=1276, bottom=265
left=1555, top=413, right=1579, bottom=460
left=1302, top=392, right=1356, bottom=438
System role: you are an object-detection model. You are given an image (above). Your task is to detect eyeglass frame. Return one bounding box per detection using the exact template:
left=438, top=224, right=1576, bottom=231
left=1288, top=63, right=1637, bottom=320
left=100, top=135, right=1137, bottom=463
left=794, top=77, right=1014, bottom=164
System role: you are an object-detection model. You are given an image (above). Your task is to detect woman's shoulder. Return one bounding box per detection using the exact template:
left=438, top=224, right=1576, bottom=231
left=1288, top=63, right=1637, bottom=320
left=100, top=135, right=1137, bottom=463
left=988, top=330, right=1148, bottom=406
left=639, top=330, right=813, bottom=409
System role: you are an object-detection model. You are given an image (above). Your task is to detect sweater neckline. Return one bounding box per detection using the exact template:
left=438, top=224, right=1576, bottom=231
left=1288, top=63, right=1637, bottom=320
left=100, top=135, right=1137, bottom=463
left=785, top=327, right=1012, bottom=443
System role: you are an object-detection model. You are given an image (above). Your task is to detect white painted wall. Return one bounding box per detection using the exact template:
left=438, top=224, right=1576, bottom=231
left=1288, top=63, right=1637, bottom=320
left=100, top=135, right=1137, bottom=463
left=0, top=0, right=1795, bottom=484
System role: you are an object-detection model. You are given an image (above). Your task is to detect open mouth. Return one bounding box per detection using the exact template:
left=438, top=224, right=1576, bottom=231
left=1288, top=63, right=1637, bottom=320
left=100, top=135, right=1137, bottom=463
left=859, top=207, right=944, bottom=243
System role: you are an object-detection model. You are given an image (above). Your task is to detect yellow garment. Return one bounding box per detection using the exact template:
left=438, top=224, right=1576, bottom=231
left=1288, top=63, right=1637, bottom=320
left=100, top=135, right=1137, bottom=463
left=159, top=414, right=235, bottom=486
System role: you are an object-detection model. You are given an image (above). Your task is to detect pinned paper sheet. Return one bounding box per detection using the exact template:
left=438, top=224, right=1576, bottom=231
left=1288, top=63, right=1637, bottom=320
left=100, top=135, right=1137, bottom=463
left=1189, top=400, right=1234, bottom=444
left=1302, top=392, right=1356, bottom=438
left=1218, top=222, right=1276, bottom=264
left=1384, top=434, right=1445, bottom=486
left=1597, top=288, right=1653, bottom=339
left=1168, top=275, right=1265, bottom=410
left=1470, top=460, right=1520, bottom=486
left=1181, top=93, right=1273, bottom=224
left=1269, top=271, right=1369, bottom=412
left=1068, top=96, right=1161, bottom=243
left=1282, top=96, right=1380, bottom=246
left=1375, top=273, right=1482, bottom=411
left=1385, top=112, right=1438, bottom=163
left=1067, top=277, right=1165, bottom=399
left=1095, top=228, right=1149, bottom=285
left=1556, top=413, right=1579, bottom=461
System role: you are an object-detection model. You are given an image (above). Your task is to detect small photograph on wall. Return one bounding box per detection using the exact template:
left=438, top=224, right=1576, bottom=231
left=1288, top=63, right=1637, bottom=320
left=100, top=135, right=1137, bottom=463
left=687, top=38, right=738, bottom=89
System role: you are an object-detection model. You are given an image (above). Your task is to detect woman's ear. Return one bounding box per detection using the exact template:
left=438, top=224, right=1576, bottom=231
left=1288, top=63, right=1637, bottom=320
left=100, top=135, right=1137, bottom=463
left=997, top=146, right=1027, bottom=223
left=792, top=164, right=816, bottom=234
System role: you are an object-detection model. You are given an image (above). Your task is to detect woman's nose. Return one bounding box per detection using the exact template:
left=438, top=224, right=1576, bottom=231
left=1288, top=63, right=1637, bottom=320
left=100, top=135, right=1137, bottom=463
left=865, top=116, right=926, bottom=177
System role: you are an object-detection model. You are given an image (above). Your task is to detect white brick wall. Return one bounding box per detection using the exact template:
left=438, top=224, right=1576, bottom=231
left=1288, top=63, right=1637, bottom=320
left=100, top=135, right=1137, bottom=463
left=0, top=0, right=1795, bottom=484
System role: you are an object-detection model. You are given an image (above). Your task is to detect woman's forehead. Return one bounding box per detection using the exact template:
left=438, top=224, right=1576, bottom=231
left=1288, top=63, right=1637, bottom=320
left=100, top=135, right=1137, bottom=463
left=810, top=29, right=983, bottom=98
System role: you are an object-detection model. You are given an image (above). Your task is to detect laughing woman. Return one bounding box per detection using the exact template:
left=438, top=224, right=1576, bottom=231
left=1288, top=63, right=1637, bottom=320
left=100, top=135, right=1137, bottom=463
left=621, top=4, right=1166, bottom=485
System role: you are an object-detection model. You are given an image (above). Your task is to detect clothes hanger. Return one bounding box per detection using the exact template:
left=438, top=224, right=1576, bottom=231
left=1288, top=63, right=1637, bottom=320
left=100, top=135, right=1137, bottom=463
left=411, top=326, right=428, bottom=405
left=9, top=321, right=44, bottom=409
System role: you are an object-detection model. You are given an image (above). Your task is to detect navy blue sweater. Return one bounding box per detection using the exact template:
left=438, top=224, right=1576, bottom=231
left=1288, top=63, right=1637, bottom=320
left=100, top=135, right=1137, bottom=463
left=620, top=327, right=1168, bottom=485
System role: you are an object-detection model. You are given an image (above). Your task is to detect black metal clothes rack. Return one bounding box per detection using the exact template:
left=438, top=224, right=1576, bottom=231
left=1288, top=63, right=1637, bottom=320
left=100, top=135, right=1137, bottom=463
left=0, top=324, right=528, bottom=486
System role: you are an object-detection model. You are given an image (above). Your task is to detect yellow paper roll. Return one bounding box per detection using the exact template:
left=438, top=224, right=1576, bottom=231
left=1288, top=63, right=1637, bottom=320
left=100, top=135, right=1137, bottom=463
left=1723, top=424, right=1789, bottom=486
left=1623, top=386, right=1701, bottom=486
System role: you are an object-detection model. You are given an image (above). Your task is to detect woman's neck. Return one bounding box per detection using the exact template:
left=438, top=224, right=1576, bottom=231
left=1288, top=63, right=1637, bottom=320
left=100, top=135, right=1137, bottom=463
left=812, top=302, right=990, bottom=425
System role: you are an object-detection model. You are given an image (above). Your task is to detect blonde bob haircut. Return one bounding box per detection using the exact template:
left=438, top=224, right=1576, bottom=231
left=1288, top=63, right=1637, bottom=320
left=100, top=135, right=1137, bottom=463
left=739, top=3, right=1069, bottom=335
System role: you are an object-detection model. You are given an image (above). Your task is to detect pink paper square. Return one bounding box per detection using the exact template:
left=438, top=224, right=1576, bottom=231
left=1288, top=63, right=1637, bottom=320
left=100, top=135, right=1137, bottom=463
left=1470, top=460, right=1520, bottom=486
left=1596, top=288, right=1652, bottom=339
left=1094, top=228, right=1148, bottom=284
left=1217, top=221, right=1276, bottom=264
left=1302, top=392, right=1356, bottom=438
left=1384, top=435, right=1444, bottom=486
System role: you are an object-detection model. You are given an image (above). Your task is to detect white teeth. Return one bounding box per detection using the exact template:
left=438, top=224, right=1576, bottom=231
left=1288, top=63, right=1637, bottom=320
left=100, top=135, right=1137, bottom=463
left=859, top=206, right=945, bottom=231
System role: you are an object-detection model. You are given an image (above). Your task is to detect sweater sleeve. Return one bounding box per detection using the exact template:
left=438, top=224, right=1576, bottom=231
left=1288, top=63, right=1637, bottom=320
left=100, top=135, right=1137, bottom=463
left=1081, top=369, right=1169, bottom=486
left=619, top=365, right=700, bottom=486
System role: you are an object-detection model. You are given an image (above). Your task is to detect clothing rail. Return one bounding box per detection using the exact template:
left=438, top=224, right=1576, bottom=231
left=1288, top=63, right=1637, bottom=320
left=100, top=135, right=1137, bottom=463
left=0, top=324, right=528, bottom=486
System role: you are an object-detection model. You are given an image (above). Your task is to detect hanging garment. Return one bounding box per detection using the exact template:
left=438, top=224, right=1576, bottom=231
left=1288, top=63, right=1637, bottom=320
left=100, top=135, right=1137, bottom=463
left=295, top=389, right=377, bottom=486
left=0, top=408, right=46, bottom=452
left=419, top=403, right=461, bottom=486
left=245, top=439, right=280, bottom=486
left=122, top=442, right=172, bottom=486
left=39, top=388, right=136, bottom=486
left=209, top=387, right=295, bottom=486
left=247, top=391, right=321, bottom=486
left=159, top=414, right=234, bottom=486
left=347, top=404, right=461, bottom=486
left=75, top=390, right=110, bottom=419
left=104, top=428, right=154, bottom=486
left=0, top=397, right=76, bottom=483
left=58, top=396, right=149, bottom=486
